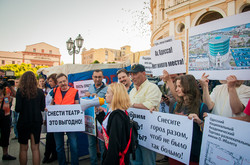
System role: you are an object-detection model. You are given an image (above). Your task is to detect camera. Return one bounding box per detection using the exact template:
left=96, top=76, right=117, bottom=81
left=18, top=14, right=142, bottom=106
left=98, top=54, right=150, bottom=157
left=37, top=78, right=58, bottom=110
left=0, top=70, right=16, bottom=89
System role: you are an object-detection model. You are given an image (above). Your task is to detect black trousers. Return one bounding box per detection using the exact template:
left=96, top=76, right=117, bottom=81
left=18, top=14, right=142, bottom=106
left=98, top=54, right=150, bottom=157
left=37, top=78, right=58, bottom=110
left=0, top=115, right=11, bottom=147
left=44, top=132, right=57, bottom=158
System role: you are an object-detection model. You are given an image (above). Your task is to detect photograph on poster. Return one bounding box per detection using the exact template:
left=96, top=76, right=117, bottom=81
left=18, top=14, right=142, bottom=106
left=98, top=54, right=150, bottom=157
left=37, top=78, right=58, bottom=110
left=188, top=12, right=250, bottom=80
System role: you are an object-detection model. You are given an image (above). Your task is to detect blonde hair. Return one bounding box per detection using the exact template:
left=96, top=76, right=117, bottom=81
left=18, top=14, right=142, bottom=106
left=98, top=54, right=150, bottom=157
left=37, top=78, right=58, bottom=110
left=109, top=83, right=131, bottom=111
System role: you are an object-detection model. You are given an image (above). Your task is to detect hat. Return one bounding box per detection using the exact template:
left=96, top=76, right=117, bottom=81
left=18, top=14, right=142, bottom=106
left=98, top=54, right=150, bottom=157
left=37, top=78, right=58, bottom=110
left=129, top=64, right=145, bottom=73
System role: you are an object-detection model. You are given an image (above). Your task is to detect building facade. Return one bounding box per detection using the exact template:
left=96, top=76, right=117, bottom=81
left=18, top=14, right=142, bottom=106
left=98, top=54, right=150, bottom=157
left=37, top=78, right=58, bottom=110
left=150, top=0, right=250, bottom=56
left=0, top=42, right=61, bottom=67
left=82, top=45, right=150, bottom=64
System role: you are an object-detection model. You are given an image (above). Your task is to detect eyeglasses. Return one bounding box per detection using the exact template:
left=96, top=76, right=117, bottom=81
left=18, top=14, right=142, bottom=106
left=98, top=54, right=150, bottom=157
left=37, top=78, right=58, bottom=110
left=58, top=80, right=67, bottom=84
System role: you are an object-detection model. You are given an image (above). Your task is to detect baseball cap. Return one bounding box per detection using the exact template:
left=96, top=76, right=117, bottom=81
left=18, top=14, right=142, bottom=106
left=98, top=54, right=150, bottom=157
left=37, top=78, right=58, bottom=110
left=129, top=64, right=145, bottom=73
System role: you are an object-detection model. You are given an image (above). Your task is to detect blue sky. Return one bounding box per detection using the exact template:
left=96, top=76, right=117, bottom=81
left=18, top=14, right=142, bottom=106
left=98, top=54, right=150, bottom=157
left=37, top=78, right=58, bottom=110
left=0, top=0, right=151, bottom=64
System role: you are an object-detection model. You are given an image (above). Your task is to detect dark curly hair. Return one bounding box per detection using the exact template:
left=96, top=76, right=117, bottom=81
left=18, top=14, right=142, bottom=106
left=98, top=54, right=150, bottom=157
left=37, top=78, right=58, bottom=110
left=174, top=74, right=201, bottom=115
left=18, top=71, right=38, bottom=99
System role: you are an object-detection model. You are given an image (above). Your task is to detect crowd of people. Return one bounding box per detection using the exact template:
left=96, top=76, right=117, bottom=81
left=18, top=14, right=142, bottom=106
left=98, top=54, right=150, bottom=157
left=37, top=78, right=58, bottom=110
left=0, top=63, right=249, bottom=165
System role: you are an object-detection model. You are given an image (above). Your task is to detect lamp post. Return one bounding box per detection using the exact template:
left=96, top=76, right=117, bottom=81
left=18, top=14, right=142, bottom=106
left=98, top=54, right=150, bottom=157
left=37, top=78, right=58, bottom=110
left=66, top=34, right=84, bottom=64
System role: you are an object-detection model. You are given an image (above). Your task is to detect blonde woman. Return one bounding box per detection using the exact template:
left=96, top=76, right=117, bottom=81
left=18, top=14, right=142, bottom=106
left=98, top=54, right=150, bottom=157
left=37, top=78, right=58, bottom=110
left=102, top=83, right=131, bottom=165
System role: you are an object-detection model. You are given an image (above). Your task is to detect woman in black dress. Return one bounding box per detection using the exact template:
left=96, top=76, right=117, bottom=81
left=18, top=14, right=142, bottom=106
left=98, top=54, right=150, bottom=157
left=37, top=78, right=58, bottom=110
left=15, top=71, right=45, bottom=165
left=102, top=83, right=131, bottom=165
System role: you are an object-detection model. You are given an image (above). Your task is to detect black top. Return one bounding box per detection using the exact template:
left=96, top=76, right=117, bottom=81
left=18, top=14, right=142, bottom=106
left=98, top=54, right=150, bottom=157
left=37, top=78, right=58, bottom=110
left=171, top=102, right=209, bottom=162
left=15, top=88, right=45, bottom=125
left=102, top=109, right=131, bottom=165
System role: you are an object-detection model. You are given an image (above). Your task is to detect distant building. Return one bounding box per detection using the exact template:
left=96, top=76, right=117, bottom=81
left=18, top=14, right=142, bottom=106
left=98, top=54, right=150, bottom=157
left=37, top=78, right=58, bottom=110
left=81, top=45, right=150, bottom=64
left=209, top=36, right=230, bottom=64
left=150, top=0, right=250, bottom=57
left=0, top=42, right=61, bottom=67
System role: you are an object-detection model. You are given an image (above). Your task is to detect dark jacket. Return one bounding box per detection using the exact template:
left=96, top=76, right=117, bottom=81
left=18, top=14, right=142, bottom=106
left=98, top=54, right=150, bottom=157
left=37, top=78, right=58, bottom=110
left=15, top=88, right=45, bottom=125
left=102, top=109, right=130, bottom=165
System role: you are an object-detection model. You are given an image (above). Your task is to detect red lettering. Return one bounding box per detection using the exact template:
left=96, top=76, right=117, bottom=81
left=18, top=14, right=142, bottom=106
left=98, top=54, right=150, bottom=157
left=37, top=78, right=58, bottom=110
left=104, top=76, right=110, bottom=84
left=110, top=75, right=116, bottom=83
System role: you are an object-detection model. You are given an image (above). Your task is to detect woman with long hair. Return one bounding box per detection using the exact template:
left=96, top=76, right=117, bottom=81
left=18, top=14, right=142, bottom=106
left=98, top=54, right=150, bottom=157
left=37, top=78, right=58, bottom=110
left=102, top=83, right=131, bottom=165
left=162, top=72, right=209, bottom=165
left=15, top=71, right=45, bottom=165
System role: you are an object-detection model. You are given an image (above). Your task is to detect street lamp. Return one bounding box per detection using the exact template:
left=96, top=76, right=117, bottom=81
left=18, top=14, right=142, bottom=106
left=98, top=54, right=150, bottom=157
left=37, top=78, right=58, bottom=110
left=66, top=34, right=84, bottom=64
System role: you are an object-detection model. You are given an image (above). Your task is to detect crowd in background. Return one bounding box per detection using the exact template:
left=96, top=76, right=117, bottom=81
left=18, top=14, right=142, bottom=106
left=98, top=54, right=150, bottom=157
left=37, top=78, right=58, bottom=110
left=0, top=64, right=249, bottom=165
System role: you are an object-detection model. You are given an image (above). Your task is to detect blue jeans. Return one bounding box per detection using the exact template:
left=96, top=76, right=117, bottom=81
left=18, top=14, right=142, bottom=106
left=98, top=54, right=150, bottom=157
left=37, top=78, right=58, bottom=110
left=88, top=134, right=105, bottom=165
left=130, top=145, right=156, bottom=165
left=13, top=111, right=19, bottom=138
left=54, top=132, right=78, bottom=165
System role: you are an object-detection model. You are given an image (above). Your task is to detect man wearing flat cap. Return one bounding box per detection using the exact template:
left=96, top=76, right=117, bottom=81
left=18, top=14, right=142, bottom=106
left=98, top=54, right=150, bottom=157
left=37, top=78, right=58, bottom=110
left=129, top=64, right=162, bottom=165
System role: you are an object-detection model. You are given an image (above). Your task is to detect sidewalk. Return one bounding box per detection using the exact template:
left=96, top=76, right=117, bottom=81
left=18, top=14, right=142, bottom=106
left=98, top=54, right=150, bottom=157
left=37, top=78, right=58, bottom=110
left=0, top=129, right=92, bottom=165
left=0, top=128, right=167, bottom=165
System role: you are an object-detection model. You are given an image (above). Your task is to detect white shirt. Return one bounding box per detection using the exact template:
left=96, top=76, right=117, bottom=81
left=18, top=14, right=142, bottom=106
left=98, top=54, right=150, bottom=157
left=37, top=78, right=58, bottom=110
left=129, top=79, right=162, bottom=111
left=210, top=84, right=250, bottom=117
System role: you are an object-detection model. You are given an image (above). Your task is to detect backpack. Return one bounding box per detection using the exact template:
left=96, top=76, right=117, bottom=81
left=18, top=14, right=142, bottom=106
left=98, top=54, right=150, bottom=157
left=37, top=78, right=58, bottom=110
left=128, top=119, right=139, bottom=160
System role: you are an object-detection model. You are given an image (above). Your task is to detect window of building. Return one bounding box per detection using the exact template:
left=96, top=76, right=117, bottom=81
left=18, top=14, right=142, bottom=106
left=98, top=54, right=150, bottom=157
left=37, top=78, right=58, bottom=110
left=12, top=61, right=15, bottom=64
left=242, top=5, right=250, bottom=13
left=49, top=50, right=52, bottom=54
left=105, top=50, right=108, bottom=61
left=2, top=60, right=5, bottom=64
left=33, top=48, right=36, bottom=52
left=196, top=11, right=223, bottom=26
left=177, top=23, right=185, bottom=33
left=41, top=49, right=44, bottom=53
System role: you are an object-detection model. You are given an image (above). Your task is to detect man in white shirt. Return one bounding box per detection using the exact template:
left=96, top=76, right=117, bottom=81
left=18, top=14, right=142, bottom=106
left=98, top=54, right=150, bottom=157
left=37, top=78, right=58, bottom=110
left=200, top=73, right=250, bottom=117
left=129, top=64, right=162, bottom=165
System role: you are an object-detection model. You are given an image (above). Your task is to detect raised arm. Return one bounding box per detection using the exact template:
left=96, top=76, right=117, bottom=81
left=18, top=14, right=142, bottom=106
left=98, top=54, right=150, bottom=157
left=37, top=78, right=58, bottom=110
left=161, top=70, right=177, bottom=100
left=227, top=75, right=245, bottom=114
left=199, top=73, right=214, bottom=110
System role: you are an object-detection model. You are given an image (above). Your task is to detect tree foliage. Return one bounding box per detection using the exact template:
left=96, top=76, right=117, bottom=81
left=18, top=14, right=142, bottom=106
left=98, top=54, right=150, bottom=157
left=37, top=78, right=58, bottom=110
left=0, top=63, right=48, bottom=78
left=91, top=60, right=100, bottom=64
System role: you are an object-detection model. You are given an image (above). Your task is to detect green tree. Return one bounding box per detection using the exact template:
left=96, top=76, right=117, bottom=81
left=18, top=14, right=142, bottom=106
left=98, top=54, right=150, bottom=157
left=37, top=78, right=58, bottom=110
left=91, top=60, right=100, bottom=64
left=0, top=63, right=48, bottom=78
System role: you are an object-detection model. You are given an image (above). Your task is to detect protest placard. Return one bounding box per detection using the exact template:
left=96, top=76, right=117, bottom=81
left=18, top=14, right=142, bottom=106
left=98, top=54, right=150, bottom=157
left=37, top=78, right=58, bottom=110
left=200, top=114, right=250, bottom=165
left=188, top=11, right=250, bottom=80
left=139, top=56, right=153, bottom=74
left=46, top=104, right=85, bottom=132
left=73, top=80, right=93, bottom=98
left=127, top=108, right=193, bottom=164
left=154, top=36, right=174, bottom=46
left=151, top=40, right=186, bottom=76
left=74, top=79, right=106, bottom=98
left=80, top=97, right=108, bottom=138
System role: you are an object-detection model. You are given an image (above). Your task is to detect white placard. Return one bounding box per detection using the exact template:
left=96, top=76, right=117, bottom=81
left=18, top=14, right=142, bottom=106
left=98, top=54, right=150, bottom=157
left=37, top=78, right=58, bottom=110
left=46, top=104, right=85, bottom=132
left=151, top=40, right=186, bottom=76
left=127, top=108, right=193, bottom=164
left=154, top=36, right=174, bottom=46
left=74, top=79, right=106, bottom=98
left=139, top=56, right=153, bottom=74
left=200, top=114, right=250, bottom=165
